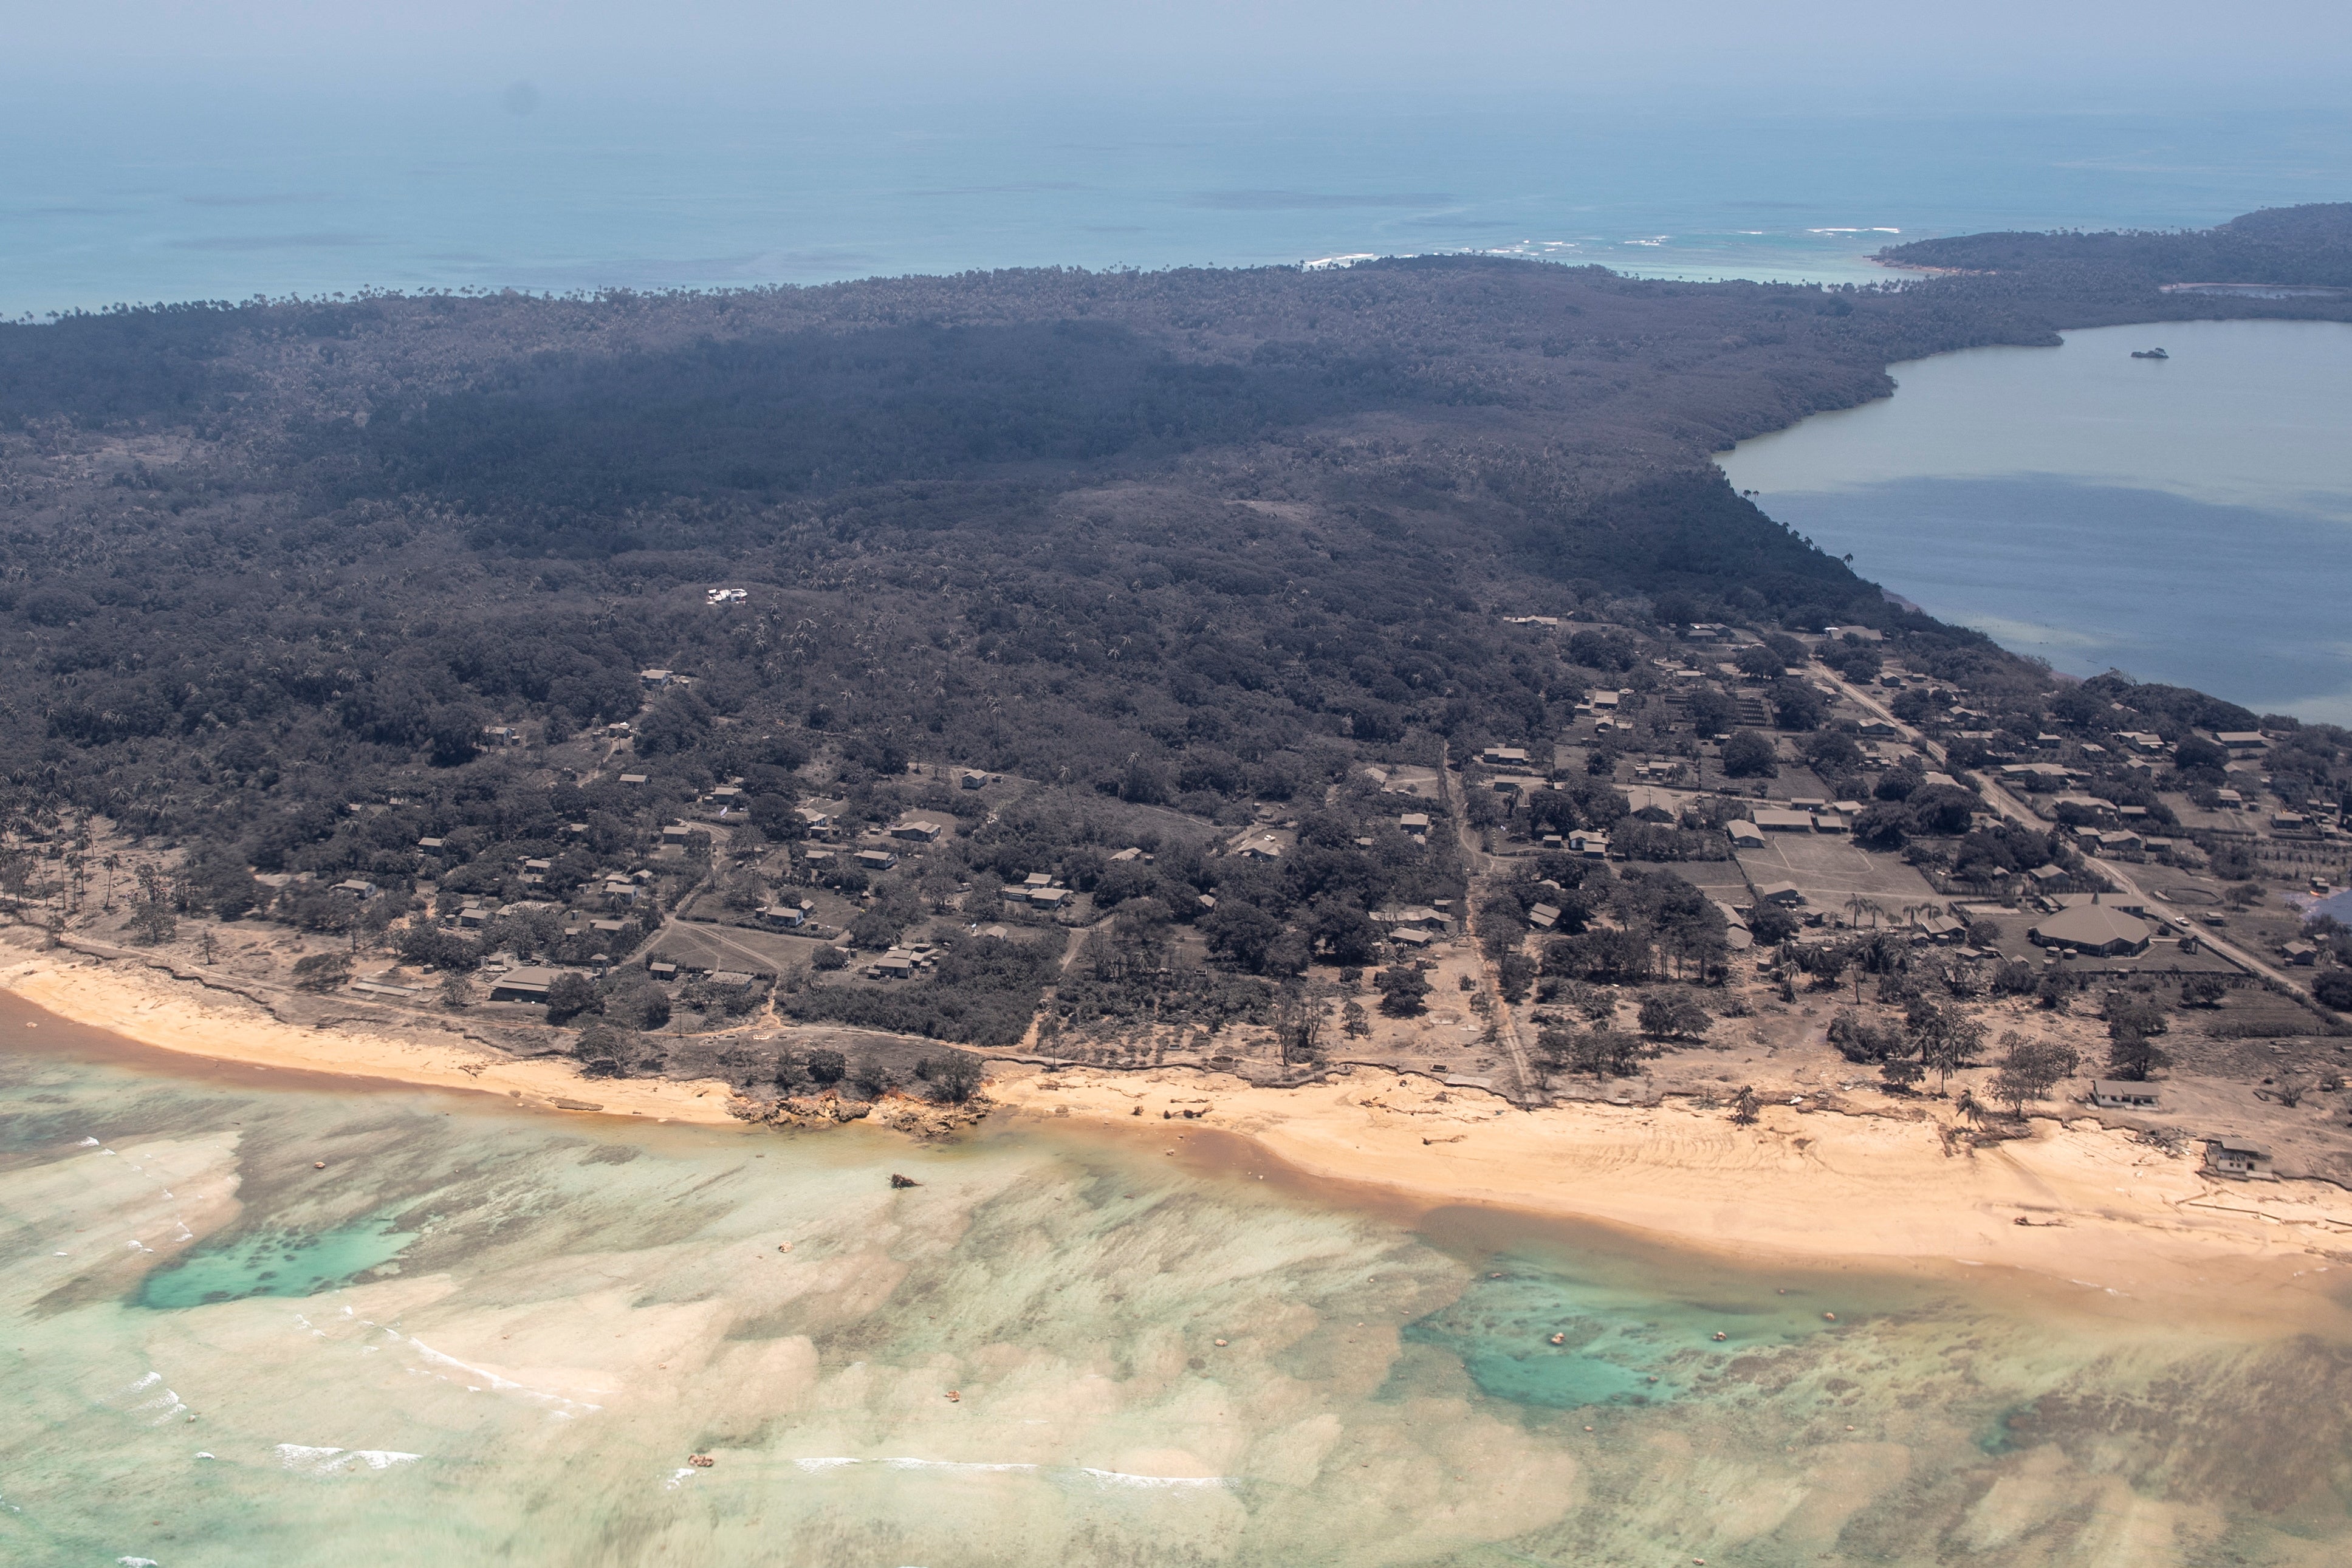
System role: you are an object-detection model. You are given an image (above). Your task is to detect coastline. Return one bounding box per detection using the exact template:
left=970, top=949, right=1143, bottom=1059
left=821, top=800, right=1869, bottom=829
left=0, top=947, right=743, bottom=1126
left=989, top=1064, right=2352, bottom=1317
left=10, top=942, right=2352, bottom=1307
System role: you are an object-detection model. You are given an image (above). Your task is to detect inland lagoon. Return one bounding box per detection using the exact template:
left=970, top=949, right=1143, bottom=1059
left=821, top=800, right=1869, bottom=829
left=1718, top=318, right=2352, bottom=723
left=7, top=1025, right=2352, bottom=1567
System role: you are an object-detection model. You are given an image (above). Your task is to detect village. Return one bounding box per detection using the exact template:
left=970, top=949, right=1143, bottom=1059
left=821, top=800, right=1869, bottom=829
left=10, top=617, right=2352, bottom=1185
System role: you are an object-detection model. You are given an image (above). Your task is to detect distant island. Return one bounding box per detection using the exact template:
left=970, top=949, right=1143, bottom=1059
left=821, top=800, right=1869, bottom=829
left=5, top=202, right=2352, bottom=1245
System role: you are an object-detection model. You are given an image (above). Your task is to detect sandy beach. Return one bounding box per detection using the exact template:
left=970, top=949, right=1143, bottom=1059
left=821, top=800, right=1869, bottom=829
left=9, top=941, right=2352, bottom=1306
left=990, top=1064, right=2352, bottom=1316
left=0, top=947, right=743, bottom=1126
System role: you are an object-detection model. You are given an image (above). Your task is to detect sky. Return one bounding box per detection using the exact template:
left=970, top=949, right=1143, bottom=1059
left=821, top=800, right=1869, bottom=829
left=10, top=0, right=2352, bottom=109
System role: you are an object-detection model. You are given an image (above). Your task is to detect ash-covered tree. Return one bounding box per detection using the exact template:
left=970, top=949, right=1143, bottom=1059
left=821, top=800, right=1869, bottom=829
left=544, top=971, right=600, bottom=1024
left=1720, top=730, right=1778, bottom=779
left=1989, top=1033, right=2080, bottom=1115
left=1374, top=963, right=1431, bottom=1017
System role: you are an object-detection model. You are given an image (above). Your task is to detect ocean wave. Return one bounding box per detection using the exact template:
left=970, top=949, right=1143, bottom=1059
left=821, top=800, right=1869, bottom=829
left=787, top=1456, right=1230, bottom=1489
left=275, top=1444, right=422, bottom=1474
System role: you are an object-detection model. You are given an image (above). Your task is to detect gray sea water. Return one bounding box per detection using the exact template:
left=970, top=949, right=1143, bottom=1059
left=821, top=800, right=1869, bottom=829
left=4, top=89, right=2351, bottom=314
left=7, top=1018, right=2352, bottom=1566
left=1718, top=319, right=2352, bottom=722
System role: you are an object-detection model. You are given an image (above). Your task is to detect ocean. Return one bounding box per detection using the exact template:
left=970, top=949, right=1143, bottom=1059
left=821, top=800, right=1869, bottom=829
left=7, top=1023, right=2352, bottom=1565
left=1717, top=319, right=2352, bottom=723
left=4, top=88, right=2351, bottom=315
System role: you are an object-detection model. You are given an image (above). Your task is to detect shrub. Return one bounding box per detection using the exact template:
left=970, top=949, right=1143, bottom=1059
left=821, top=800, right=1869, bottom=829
left=1720, top=730, right=1777, bottom=779
left=804, top=1049, right=846, bottom=1085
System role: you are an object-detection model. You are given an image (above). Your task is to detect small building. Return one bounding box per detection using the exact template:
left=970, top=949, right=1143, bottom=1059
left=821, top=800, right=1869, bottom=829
left=1757, top=882, right=1806, bottom=907
left=854, top=848, right=899, bottom=871
left=646, top=960, right=678, bottom=981
left=1527, top=903, right=1562, bottom=931
left=869, top=955, right=917, bottom=980
left=330, top=880, right=380, bottom=902
left=2215, top=731, right=2269, bottom=753
left=1109, top=846, right=1143, bottom=863
left=1480, top=745, right=1531, bottom=767
left=1569, top=830, right=1610, bottom=860
left=1623, top=787, right=1678, bottom=824
left=1390, top=925, right=1433, bottom=948
left=959, top=770, right=992, bottom=790
left=487, top=966, right=563, bottom=1004
left=1027, top=888, right=1071, bottom=909
left=708, top=785, right=742, bottom=803
left=481, top=725, right=526, bottom=748
left=590, top=919, right=629, bottom=936
left=2028, top=902, right=2152, bottom=957
left=640, top=668, right=674, bottom=689
left=1399, top=812, right=1431, bottom=838
left=456, top=904, right=491, bottom=929
left=2090, top=1081, right=2159, bottom=1109
left=619, top=773, right=648, bottom=787
left=417, top=837, right=447, bottom=853
left=1727, top=821, right=1767, bottom=849
left=2282, top=940, right=2319, bottom=966
left=2205, top=1137, right=2274, bottom=1179
left=759, top=904, right=809, bottom=928
left=890, top=820, right=943, bottom=843
left=660, top=824, right=692, bottom=843
left=1236, top=836, right=1284, bottom=860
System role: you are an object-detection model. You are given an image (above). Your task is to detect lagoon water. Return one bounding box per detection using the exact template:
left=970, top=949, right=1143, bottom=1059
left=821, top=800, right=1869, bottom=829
left=1719, top=320, right=2352, bottom=722
left=9, top=1029, right=2352, bottom=1566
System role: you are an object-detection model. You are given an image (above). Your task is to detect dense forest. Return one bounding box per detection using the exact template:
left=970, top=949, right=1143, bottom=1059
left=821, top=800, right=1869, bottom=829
left=3, top=204, right=2348, bottom=1069
left=1879, top=202, right=2352, bottom=287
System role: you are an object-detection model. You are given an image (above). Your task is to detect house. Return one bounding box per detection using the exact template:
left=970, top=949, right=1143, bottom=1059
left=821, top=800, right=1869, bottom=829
left=869, top=954, right=917, bottom=980
left=2028, top=901, right=2152, bottom=957
left=1399, top=812, right=1431, bottom=838
left=1390, top=925, right=1433, bottom=948
left=854, top=848, right=899, bottom=871
left=1109, top=847, right=1143, bottom=863
left=1527, top=903, right=1562, bottom=931
left=1753, top=809, right=1816, bottom=834
left=2090, top=1081, right=2159, bottom=1109
left=759, top=905, right=809, bottom=928
left=708, top=785, right=742, bottom=803
left=2282, top=940, right=2319, bottom=966
left=417, top=837, right=447, bottom=853
left=1856, top=719, right=1901, bottom=738
left=1480, top=745, right=1531, bottom=767
left=2205, top=1137, right=2274, bottom=1178
left=603, top=880, right=641, bottom=907
left=640, top=668, right=674, bottom=689
left=487, top=966, right=563, bottom=1004
left=797, top=807, right=834, bottom=832
left=800, top=847, right=835, bottom=866
left=2026, top=864, right=2068, bottom=888
left=959, top=770, right=992, bottom=790
left=1236, top=835, right=1284, bottom=860
left=660, top=824, right=691, bottom=843
left=645, top=960, right=678, bottom=981
left=1023, top=872, right=1054, bottom=889
left=2096, top=830, right=2144, bottom=853
left=330, top=880, right=379, bottom=901
left=1727, top=821, right=1767, bottom=849
left=1757, top=882, right=1806, bottom=907
left=456, top=904, right=491, bottom=929
left=590, top=919, right=629, bottom=936
left=1569, top=830, right=1610, bottom=860
left=1027, top=888, right=1072, bottom=910
left=1623, top=786, right=1678, bottom=824
left=481, top=725, right=525, bottom=748
left=1587, top=691, right=1621, bottom=714
left=890, top=820, right=943, bottom=843
left=619, top=773, right=648, bottom=787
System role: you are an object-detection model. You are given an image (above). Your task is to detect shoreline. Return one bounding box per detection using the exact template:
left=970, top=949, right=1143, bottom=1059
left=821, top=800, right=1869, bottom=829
left=0, top=947, right=744, bottom=1126
left=987, top=1064, right=2352, bottom=1318
left=9, top=942, right=2352, bottom=1307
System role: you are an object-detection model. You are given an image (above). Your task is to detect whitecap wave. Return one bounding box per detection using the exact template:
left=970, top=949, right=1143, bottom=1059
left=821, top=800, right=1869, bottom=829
left=275, top=1443, right=422, bottom=1474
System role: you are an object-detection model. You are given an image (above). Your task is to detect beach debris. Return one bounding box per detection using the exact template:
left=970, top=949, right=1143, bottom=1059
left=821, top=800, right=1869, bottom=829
left=1823, top=1312, right=1837, bottom=1321
left=1583, top=1425, right=1594, bottom=1432
left=889, top=1173, right=921, bottom=1188
left=314, top=1161, right=326, bottom=1169
left=945, top=1390, right=961, bottom=1402
left=1213, top=1338, right=1227, bottom=1347
left=1712, top=1332, right=1728, bottom=1341
left=1548, top=1333, right=1566, bottom=1346
left=1131, top=1106, right=1143, bottom=1115
left=777, top=1242, right=793, bottom=1253
left=689, top=1454, right=715, bottom=1468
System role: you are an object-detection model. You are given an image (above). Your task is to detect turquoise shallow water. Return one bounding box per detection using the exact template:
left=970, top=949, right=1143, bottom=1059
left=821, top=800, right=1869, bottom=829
left=5, top=1033, right=2352, bottom=1566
